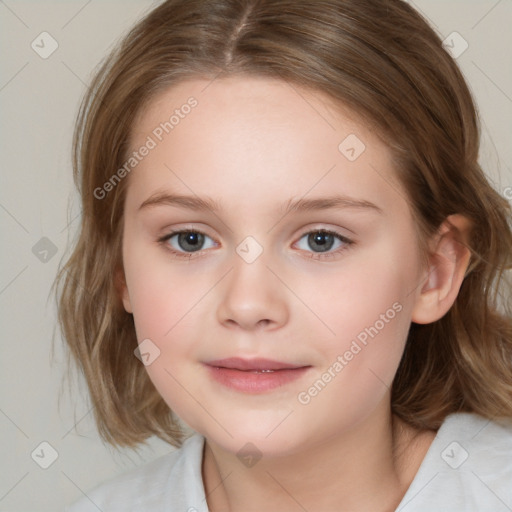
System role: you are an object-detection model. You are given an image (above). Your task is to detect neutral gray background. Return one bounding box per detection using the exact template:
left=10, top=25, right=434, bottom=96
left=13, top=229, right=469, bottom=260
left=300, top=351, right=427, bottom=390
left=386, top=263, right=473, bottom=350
left=0, top=1, right=511, bottom=511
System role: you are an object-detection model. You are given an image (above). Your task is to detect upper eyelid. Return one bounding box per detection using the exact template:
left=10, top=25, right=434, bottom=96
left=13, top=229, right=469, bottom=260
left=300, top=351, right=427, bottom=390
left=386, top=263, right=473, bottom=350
left=161, top=225, right=352, bottom=237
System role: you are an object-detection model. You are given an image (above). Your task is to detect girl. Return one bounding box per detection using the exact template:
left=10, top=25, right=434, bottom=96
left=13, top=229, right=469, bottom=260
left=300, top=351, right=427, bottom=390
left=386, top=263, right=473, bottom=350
left=56, top=0, right=512, bottom=510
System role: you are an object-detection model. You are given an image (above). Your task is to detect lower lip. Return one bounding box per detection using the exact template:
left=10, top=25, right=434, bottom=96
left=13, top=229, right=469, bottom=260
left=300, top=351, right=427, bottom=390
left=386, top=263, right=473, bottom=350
left=204, top=365, right=311, bottom=393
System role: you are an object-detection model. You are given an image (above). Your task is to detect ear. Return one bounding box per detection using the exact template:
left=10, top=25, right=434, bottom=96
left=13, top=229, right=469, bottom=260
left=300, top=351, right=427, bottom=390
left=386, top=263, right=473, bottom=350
left=411, top=214, right=472, bottom=324
left=114, top=266, right=133, bottom=314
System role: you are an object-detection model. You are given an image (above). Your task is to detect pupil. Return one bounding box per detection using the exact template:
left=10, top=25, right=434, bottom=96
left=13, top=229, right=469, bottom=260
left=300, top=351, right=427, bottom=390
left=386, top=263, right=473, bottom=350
left=179, top=232, right=203, bottom=252
left=309, top=232, right=334, bottom=252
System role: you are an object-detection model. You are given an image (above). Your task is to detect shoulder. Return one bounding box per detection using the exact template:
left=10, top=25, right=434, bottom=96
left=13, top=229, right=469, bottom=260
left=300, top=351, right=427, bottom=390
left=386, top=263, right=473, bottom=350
left=65, top=433, right=207, bottom=512
left=397, top=412, right=512, bottom=511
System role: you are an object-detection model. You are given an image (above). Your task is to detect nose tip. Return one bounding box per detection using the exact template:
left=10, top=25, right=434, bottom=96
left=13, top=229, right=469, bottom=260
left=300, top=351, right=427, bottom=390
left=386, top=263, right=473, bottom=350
left=216, top=258, right=289, bottom=332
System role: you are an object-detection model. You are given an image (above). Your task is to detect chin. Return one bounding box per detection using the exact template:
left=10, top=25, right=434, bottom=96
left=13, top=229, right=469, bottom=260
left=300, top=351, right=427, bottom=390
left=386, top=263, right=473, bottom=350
left=202, top=418, right=308, bottom=460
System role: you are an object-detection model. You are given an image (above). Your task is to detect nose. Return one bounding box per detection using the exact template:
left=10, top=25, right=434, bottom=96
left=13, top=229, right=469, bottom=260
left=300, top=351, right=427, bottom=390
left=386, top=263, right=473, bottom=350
left=216, top=252, right=289, bottom=332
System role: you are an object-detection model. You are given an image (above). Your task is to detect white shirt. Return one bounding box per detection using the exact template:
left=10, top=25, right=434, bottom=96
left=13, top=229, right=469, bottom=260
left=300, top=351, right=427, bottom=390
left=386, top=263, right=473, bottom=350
left=66, top=412, right=512, bottom=511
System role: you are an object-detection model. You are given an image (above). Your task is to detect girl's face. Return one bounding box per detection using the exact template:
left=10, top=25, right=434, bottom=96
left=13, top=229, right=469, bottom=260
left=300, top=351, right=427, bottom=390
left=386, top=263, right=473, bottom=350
left=120, top=76, right=427, bottom=456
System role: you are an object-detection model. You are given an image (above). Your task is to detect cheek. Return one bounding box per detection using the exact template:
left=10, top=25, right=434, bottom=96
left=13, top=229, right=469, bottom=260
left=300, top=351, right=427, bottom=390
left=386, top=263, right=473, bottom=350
left=122, top=239, right=214, bottom=410
left=123, top=250, right=207, bottom=418
left=291, top=268, right=412, bottom=440
left=295, top=239, right=418, bottom=396
left=305, top=246, right=415, bottom=344
left=122, top=233, right=207, bottom=340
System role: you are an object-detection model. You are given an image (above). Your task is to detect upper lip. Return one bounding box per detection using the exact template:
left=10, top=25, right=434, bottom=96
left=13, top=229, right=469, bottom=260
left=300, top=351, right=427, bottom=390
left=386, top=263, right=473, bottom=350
left=205, top=357, right=308, bottom=371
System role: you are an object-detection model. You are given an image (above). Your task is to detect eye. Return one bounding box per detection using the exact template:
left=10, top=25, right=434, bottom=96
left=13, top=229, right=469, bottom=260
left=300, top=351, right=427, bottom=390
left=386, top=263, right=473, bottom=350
left=295, top=229, right=353, bottom=258
left=158, top=228, right=354, bottom=261
left=159, top=230, right=216, bottom=257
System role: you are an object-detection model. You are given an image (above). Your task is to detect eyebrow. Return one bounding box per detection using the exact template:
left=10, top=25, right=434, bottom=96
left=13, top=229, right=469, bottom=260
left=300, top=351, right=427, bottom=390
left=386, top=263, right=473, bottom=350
left=137, top=192, right=383, bottom=215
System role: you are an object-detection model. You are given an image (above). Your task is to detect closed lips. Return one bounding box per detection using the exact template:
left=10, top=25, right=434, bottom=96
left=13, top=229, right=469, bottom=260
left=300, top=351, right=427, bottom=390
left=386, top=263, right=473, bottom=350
left=205, top=357, right=309, bottom=371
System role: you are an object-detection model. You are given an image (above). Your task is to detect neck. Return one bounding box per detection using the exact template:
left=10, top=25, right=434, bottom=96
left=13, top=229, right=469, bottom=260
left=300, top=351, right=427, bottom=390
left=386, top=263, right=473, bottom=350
left=202, top=405, right=436, bottom=512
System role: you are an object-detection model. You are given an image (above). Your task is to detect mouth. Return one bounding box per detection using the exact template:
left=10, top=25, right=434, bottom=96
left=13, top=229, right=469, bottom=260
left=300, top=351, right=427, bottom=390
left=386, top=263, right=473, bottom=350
left=203, top=357, right=312, bottom=393
left=204, top=357, right=308, bottom=371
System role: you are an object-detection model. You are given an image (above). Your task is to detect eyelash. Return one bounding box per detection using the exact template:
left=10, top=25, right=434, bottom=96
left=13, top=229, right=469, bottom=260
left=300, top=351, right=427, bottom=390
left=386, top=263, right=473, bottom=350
left=158, top=228, right=354, bottom=261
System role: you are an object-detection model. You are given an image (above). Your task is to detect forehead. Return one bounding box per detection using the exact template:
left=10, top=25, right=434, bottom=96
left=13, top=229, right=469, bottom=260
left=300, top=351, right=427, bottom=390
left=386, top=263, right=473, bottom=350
left=133, top=76, right=368, bottom=150
left=125, top=76, right=408, bottom=218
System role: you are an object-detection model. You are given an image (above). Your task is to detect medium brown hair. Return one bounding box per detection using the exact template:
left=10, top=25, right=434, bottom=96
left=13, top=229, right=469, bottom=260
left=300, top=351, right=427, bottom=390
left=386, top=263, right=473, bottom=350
left=54, top=0, right=512, bottom=448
